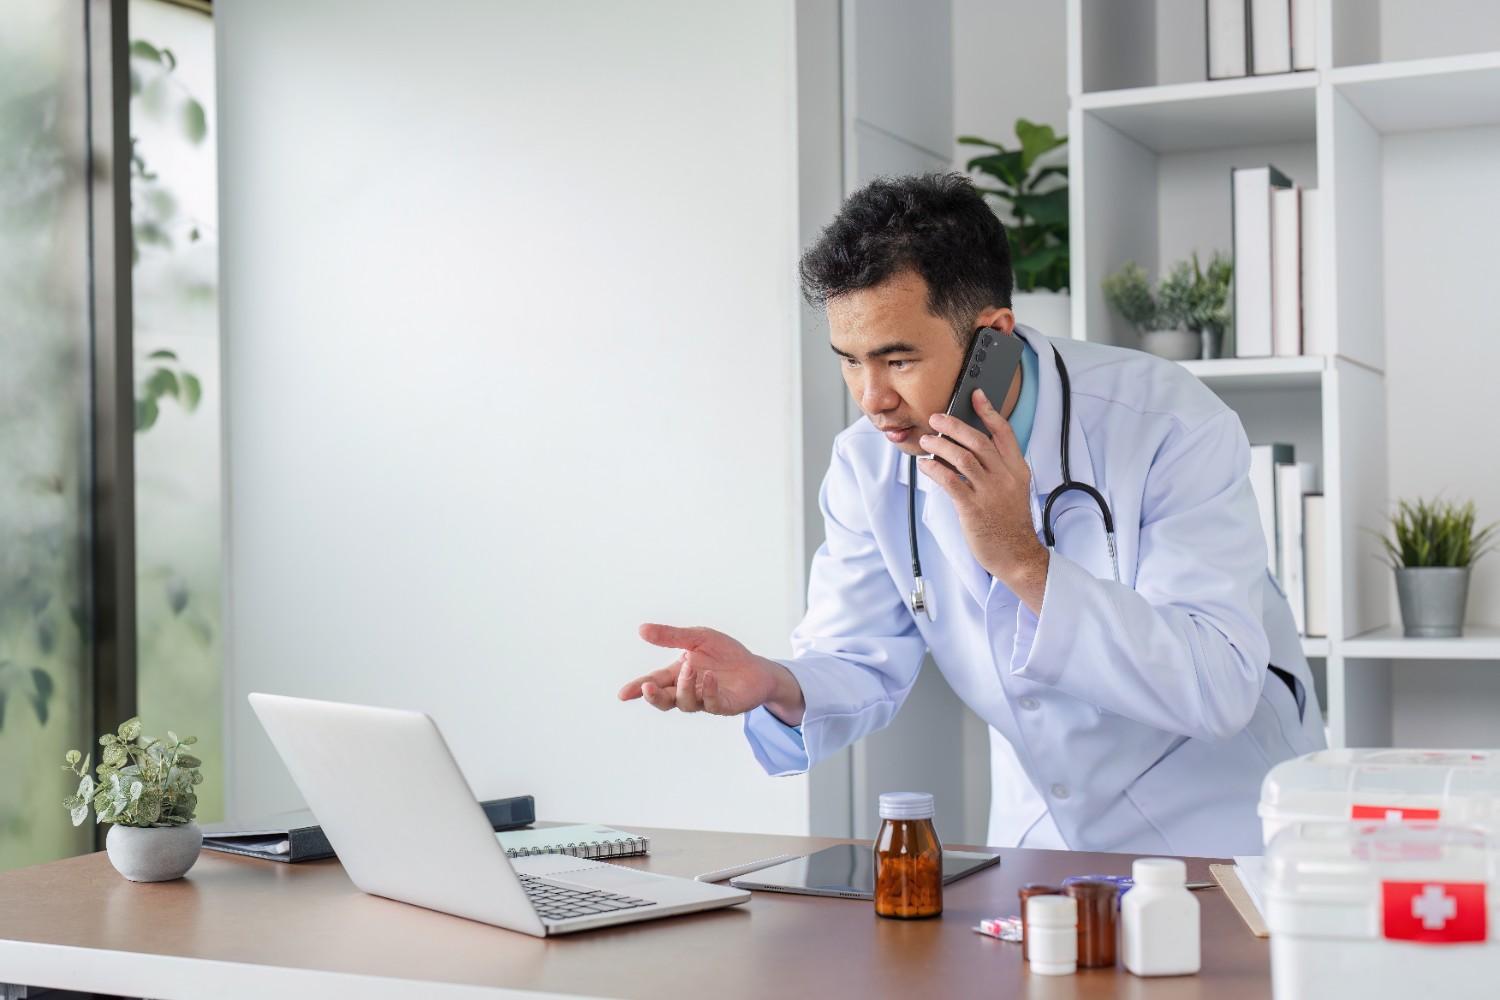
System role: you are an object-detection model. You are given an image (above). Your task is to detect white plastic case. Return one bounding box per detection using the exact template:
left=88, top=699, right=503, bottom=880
left=1259, top=748, right=1500, bottom=846
left=1266, top=821, right=1498, bottom=1000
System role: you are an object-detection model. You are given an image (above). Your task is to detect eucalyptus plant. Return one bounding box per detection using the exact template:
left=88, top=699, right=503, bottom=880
left=959, top=119, right=1069, bottom=293
left=62, top=717, right=203, bottom=828
left=1101, top=261, right=1158, bottom=331
left=1156, top=251, right=1232, bottom=334
left=1379, top=498, right=1498, bottom=569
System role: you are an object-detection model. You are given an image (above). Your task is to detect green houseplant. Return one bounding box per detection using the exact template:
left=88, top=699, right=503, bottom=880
left=960, top=119, right=1070, bottom=336
left=1103, top=253, right=1233, bottom=361
left=62, top=717, right=205, bottom=881
left=1379, top=498, right=1497, bottom=637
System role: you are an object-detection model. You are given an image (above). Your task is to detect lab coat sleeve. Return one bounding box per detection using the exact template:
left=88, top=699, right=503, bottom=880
left=1010, top=409, right=1269, bottom=742
left=742, top=441, right=928, bottom=774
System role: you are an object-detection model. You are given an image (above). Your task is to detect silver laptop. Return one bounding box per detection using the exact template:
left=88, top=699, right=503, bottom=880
left=248, top=692, right=749, bottom=936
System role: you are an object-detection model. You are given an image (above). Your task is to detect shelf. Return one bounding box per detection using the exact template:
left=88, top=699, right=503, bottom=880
left=1077, top=73, right=1317, bottom=153
left=1331, top=51, right=1500, bottom=134
left=1302, top=637, right=1331, bottom=658
left=1177, top=355, right=1327, bottom=390
left=1342, top=625, right=1500, bottom=660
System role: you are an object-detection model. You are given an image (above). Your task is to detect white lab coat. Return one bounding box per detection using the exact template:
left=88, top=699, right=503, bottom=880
left=744, top=325, right=1325, bottom=857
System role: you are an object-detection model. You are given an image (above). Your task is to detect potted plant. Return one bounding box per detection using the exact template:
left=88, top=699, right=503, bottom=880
left=1161, top=251, right=1231, bottom=359
left=1102, top=260, right=1183, bottom=357
left=959, top=120, right=1069, bottom=337
left=62, top=717, right=206, bottom=881
left=1378, top=498, right=1497, bottom=637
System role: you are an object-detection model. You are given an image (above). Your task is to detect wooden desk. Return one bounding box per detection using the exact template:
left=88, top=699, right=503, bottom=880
left=0, top=826, right=1268, bottom=999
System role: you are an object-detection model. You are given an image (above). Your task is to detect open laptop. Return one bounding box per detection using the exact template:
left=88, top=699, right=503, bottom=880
left=248, top=692, right=749, bottom=936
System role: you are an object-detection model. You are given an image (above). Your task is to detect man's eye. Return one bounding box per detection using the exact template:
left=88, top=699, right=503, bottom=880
left=889, top=359, right=912, bottom=370
left=842, top=357, right=860, bottom=368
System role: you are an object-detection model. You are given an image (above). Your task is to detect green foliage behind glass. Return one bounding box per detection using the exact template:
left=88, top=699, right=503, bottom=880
left=1380, top=498, right=1498, bottom=569
left=959, top=119, right=1068, bottom=294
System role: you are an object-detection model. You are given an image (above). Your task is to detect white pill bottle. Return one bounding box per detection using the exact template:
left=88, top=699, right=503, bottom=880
left=1121, top=857, right=1201, bottom=976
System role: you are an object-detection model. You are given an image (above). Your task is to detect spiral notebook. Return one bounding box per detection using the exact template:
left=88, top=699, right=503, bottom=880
left=496, top=824, right=649, bottom=860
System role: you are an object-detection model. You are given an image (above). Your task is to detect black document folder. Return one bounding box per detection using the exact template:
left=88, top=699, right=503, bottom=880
left=200, top=794, right=536, bottom=862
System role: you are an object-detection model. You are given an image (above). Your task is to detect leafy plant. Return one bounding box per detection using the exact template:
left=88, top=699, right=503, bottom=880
left=1157, top=251, right=1232, bottom=333
left=959, top=119, right=1069, bottom=293
left=62, top=717, right=203, bottom=828
left=1101, top=261, right=1158, bottom=331
left=1379, top=498, right=1498, bottom=569
left=136, top=348, right=203, bottom=431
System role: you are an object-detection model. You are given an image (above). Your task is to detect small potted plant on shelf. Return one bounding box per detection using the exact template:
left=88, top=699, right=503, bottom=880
left=1104, top=253, right=1232, bottom=361
left=1378, top=497, right=1497, bottom=638
left=62, top=717, right=205, bottom=882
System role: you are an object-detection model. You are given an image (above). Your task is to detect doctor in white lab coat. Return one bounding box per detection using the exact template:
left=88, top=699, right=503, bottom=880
left=619, top=173, right=1325, bottom=857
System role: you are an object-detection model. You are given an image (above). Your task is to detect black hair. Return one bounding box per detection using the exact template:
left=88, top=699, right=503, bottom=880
left=799, top=172, right=1013, bottom=336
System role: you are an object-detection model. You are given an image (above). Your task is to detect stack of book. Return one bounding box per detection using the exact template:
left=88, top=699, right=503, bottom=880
left=1248, top=443, right=1326, bottom=637
left=1231, top=165, right=1327, bottom=358
left=1208, top=0, right=1315, bottom=79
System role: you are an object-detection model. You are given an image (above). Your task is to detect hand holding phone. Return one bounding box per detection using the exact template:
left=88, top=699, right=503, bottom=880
left=928, top=326, right=1023, bottom=467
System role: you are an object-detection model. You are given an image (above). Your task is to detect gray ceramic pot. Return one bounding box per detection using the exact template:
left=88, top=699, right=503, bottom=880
left=1199, top=326, right=1225, bottom=360
left=1141, top=328, right=1201, bottom=361
left=1394, top=566, right=1471, bottom=638
left=105, top=821, right=203, bottom=882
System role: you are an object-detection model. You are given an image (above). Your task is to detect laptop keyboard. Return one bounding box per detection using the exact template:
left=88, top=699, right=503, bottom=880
left=517, top=872, right=654, bottom=922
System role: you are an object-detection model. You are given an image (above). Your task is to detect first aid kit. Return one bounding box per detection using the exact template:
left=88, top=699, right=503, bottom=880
left=1265, top=821, right=1498, bottom=1000
left=1259, top=748, right=1500, bottom=846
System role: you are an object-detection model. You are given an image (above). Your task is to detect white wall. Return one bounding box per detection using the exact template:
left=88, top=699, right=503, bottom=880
left=1382, top=123, right=1500, bottom=746
left=216, top=0, right=810, bottom=835
left=951, top=0, right=1068, bottom=166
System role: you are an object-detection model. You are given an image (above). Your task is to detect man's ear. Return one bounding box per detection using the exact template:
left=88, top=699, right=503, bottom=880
left=974, top=307, right=1016, bottom=335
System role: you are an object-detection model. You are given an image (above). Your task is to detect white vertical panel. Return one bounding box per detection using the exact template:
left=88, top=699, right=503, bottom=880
left=1330, top=361, right=1390, bottom=640
left=1080, top=0, right=1158, bottom=92
left=217, top=0, right=809, bottom=835
left=1079, top=114, right=1158, bottom=346
left=1328, top=90, right=1385, bottom=369
left=844, top=0, right=953, bottom=160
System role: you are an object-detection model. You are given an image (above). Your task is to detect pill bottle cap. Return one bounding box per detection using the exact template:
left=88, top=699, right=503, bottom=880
left=1132, top=857, right=1187, bottom=886
left=1027, top=894, right=1078, bottom=928
left=878, top=792, right=935, bottom=820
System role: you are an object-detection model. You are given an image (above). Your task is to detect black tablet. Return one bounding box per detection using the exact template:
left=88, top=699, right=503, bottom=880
left=730, top=844, right=1000, bottom=899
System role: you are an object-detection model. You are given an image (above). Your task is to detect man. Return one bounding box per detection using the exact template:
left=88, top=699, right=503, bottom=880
left=619, top=173, right=1323, bottom=856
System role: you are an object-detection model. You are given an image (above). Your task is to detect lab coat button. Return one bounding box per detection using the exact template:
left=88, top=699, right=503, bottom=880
left=1051, top=783, right=1070, bottom=800
left=1019, top=697, right=1040, bottom=711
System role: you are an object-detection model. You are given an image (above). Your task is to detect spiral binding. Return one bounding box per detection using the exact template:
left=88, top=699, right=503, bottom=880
left=504, top=835, right=649, bottom=860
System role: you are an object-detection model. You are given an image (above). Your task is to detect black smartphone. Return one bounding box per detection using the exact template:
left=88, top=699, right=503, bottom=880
left=930, top=326, right=1024, bottom=461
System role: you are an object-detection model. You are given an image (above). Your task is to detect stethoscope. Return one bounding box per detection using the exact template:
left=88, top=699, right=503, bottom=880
left=907, top=345, right=1121, bottom=620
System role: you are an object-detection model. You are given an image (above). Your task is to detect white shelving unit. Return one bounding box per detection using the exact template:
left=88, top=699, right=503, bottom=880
left=1066, top=0, right=1500, bottom=748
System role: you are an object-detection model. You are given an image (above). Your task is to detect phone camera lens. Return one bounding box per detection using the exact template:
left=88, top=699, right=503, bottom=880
left=969, top=365, right=981, bottom=378
left=981, top=334, right=995, bottom=347
left=975, top=350, right=987, bottom=362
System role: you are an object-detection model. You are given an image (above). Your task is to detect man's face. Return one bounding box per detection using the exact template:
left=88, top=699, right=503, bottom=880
left=827, top=270, right=1012, bottom=456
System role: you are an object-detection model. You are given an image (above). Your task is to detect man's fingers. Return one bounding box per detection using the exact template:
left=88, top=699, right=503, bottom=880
left=915, top=455, right=969, bottom=498
left=918, top=433, right=982, bottom=483
left=973, top=389, right=1024, bottom=464
left=639, top=681, right=679, bottom=711
left=928, top=411, right=995, bottom=467
left=701, top=670, right=724, bottom=714
left=618, top=660, right=683, bottom=701
left=638, top=622, right=713, bottom=651
left=675, top=657, right=703, bottom=712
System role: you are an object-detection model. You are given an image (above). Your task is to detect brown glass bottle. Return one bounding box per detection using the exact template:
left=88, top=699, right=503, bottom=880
left=873, top=793, right=942, bottom=919
left=1065, top=878, right=1119, bottom=968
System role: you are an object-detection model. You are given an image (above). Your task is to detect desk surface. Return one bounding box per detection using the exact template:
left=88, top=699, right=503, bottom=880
left=0, top=825, right=1268, bottom=999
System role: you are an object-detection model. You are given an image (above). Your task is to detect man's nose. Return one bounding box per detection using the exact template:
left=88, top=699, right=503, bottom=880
left=859, top=374, right=897, bottom=413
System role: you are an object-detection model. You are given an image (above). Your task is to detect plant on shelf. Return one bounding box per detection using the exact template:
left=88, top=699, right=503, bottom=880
left=959, top=120, right=1069, bottom=294
left=1103, top=253, right=1233, bottom=361
left=62, top=717, right=206, bottom=882
left=1378, top=498, right=1498, bottom=638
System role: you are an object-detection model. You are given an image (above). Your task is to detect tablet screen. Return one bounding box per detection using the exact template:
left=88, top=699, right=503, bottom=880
left=731, top=844, right=1000, bottom=899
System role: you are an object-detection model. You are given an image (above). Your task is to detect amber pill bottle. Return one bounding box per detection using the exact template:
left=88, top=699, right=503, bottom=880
left=873, top=792, right=942, bottom=919
left=1064, top=878, right=1120, bottom=968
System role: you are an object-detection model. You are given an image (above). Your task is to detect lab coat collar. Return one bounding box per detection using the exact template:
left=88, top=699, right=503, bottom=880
left=1014, top=323, right=1100, bottom=502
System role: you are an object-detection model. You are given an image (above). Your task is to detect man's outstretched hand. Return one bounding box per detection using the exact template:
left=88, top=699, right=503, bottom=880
left=618, top=623, right=806, bottom=725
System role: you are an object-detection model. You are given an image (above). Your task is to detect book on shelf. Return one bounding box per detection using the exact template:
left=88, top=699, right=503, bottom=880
left=1271, top=186, right=1302, bottom=357
left=1207, top=0, right=1250, bottom=80
left=1249, top=443, right=1294, bottom=579
left=1277, top=461, right=1319, bottom=635
left=1300, top=188, right=1330, bottom=355
left=1303, top=493, right=1328, bottom=638
left=1250, top=0, right=1292, bottom=75
left=1291, top=0, right=1316, bottom=71
left=1232, top=165, right=1293, bottom=358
